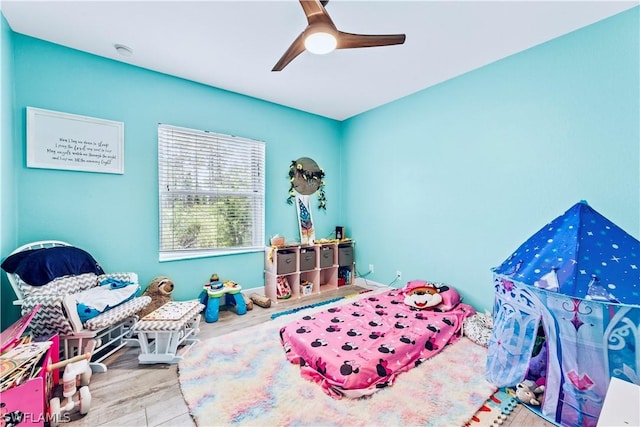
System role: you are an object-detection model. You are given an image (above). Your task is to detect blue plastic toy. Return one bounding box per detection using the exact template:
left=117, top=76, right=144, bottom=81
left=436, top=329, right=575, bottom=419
left=199, top=281, right=247, bottom=323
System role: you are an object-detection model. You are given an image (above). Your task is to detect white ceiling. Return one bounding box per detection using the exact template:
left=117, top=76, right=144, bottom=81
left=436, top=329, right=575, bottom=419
left=2, top=1, right=638, bottom=121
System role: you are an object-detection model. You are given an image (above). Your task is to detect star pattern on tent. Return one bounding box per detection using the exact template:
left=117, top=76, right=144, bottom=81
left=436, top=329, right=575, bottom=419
left=492, top=202, right=639, bottom=304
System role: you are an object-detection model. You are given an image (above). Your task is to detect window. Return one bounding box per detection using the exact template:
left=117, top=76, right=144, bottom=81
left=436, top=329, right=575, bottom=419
left=158, top=124, right=265, bottom=261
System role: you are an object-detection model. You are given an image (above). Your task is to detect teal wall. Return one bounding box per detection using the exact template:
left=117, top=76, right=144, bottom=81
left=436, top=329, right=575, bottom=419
left=341, top=7, right=640, bottom=311
left=2, top=7, right=639, bottom=326
left=1, top=15, right=20, bottom=327
left=1, top=33, right=342, bottom=328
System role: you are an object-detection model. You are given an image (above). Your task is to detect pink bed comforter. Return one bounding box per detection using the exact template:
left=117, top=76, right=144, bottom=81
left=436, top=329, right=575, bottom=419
left=279, top=288, right=475, bottom=398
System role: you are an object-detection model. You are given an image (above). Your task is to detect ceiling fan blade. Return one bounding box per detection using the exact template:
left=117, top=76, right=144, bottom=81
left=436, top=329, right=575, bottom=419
left=336, top=32, right=406, bottom=50
left=272, top=0, right=405, bottom=71
left=299, top=0, right=334, bottom=26
left=272, top=32, right=307, bottom=72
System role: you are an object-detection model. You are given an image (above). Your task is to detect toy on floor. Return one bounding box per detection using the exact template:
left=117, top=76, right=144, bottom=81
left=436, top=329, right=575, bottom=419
left=209, top=273, right=223, bottom=290
left=510, top=379, right=544, bottom=406
left=46, top=353, right=92, bottom=426
left=526, top=344, right=547, bottom=382
left=137, top=276, right=175, bottom=319
left=200, top=279, right=247, bottom=322
left=243, top=293, right=254, bottom=310
left=206, top=275, right=253, bottom=310
left=249, top=293, right=271, bottom=308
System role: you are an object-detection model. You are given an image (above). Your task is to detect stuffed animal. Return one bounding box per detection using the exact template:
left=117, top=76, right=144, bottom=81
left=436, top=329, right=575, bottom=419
left=402, top=280, right=449, bottom=309
left=514, top=379, right=544, bottom=406
left=526, top=344, right=547, bottom=382
left=136, top=276, right=175, bottom=318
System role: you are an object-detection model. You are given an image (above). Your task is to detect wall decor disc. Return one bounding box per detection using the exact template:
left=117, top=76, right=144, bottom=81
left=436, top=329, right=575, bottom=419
left=292, top=157, right=322, bottom=195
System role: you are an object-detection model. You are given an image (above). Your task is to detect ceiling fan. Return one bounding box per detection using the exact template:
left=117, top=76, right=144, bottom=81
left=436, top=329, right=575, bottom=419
left=272, top=0, right=406, bottom=71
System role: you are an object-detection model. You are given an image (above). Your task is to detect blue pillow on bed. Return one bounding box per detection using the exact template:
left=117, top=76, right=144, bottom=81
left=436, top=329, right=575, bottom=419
left=1, top=246, right=104, bottom=286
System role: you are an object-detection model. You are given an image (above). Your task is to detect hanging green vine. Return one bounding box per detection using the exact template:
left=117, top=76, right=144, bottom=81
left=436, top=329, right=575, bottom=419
left=286, top=159, right=327, bottom=210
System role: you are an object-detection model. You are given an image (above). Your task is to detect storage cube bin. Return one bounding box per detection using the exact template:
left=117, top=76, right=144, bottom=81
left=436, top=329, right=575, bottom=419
left=338, top=244, right=354, bottom=266
left=300, top=248, right=316, bottom=271
left=320, top=246, right=334, bottom=268
left=276, top=250, right=297, bottom=275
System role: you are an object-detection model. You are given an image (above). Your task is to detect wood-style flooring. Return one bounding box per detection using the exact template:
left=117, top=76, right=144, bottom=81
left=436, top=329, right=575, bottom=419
left=64, top=284, right=554, bottom=427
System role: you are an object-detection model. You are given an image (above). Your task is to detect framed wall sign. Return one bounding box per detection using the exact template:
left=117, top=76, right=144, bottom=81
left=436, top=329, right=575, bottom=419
left=26, top=107, right=124, bottom=174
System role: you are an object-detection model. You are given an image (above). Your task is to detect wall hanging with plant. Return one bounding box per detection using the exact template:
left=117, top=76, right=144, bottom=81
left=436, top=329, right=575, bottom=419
left=286, top=157, right=326, bottom=210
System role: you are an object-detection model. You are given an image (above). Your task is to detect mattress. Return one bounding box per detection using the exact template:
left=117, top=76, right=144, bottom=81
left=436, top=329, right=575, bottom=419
left=279, top=288, right=475, bottom=398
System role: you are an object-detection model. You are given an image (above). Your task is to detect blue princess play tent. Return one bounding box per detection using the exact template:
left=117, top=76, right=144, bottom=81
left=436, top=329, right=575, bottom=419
left=486, top=201, right=639, bottom=427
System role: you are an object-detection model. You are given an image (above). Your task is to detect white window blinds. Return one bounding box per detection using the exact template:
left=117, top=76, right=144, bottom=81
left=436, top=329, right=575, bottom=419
left=158, top=124, right=265, bottom=260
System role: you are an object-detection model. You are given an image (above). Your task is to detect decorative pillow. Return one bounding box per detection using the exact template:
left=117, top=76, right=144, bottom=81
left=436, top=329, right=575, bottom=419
left=436, top=285, right=462, bottom=311
left=401, top=280, right=462, bottom=312
left=402, top=280, right=450, bottom=310
left=18, top=272, right=98, bottom=298
left=464, top=311, right=493, bottom=347
left=2, top=246, right=104, bottom=286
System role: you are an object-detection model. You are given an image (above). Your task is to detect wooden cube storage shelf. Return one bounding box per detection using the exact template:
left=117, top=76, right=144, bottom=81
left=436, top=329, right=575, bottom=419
left=264, top=242, right=355, bottom=303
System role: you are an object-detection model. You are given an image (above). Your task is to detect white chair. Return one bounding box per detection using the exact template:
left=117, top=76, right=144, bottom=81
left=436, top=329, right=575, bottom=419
left=4, top=240, right=151, bottom=372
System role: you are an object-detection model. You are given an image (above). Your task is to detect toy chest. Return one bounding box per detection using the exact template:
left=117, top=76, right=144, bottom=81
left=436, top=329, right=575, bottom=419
left=0, top=306, right=60, bottom=426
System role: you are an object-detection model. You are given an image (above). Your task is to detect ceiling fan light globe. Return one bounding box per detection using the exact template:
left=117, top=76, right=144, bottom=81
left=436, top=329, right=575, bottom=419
left=304, top=32, right=337, bottom=54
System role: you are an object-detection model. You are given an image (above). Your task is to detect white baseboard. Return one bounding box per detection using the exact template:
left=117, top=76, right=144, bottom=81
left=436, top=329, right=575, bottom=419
left=354, top=277, right=389, bottom=289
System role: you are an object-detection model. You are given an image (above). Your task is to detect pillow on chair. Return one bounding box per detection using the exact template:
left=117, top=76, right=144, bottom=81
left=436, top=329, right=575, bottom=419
left=17, top=272, right=97, bottom=299
left=2, top=246, right=104, bottom=286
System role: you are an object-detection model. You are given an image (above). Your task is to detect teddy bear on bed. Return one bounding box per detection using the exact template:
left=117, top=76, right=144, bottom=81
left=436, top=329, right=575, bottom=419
left=402, top=280, right=449, bottom=310
left=136, top=276, right=175, bottom=318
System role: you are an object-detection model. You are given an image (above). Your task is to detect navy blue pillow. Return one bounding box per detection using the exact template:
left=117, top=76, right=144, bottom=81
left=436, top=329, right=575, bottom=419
left=1, top=246, right=104, bottom=286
